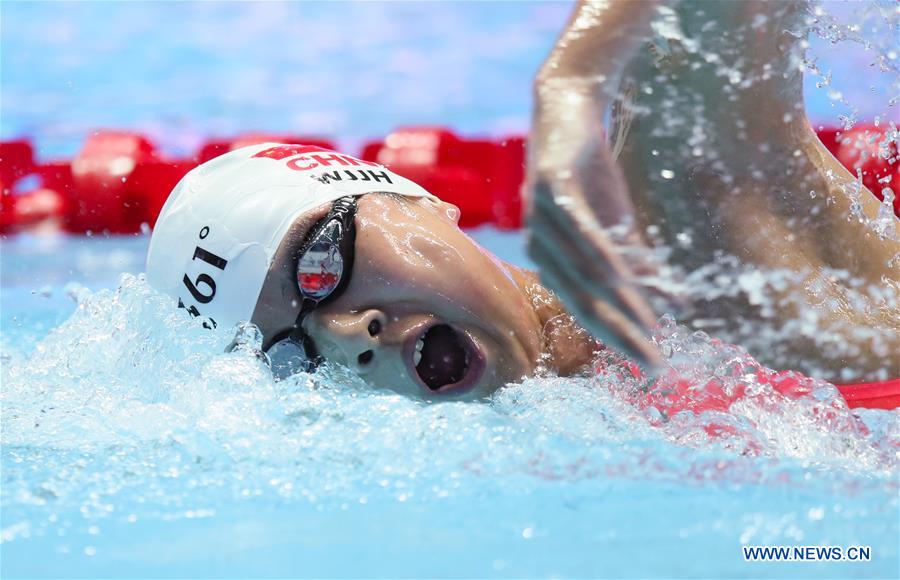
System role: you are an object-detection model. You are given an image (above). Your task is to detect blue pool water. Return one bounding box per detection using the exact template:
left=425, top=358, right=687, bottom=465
left=2, top=1, right=899, bottom=577
left=1, top=232, right=898, bottom=578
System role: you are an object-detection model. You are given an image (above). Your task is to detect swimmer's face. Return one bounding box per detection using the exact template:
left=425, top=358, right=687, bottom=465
left=253, top=194, right=544, bottom=398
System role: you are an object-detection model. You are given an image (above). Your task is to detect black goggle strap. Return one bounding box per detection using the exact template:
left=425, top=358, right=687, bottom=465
left=289, top=310, right=321, bottom=368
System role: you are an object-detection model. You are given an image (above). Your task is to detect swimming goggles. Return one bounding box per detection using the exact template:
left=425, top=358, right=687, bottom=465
left=264, top=195, right=358, bottom=378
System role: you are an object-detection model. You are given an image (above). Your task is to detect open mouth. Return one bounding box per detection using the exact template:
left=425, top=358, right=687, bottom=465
left=408, top=324, right=483, bottom=393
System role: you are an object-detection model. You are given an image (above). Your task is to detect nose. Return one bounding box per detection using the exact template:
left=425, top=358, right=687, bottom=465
left=304, top=309, right=388, bottom=373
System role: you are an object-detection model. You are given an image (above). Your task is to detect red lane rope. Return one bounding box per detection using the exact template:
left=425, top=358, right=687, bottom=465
left=2, top=125, right=896, bottom=234
left=837, top=379, right=900, bottom=411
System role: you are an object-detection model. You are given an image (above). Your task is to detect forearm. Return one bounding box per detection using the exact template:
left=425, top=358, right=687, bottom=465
left=529, top=0, right=663, bottom=217
left=538, top=0, right=663, bottom=83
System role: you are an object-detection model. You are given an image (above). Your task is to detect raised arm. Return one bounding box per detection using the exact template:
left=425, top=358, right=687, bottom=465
left=529, top=0, right=661, bottom=219
left=525, top=0, right=665, bottom=369
left=551, top=0, right=898, bottom=381
left=526, top=0, right=898, bottom=381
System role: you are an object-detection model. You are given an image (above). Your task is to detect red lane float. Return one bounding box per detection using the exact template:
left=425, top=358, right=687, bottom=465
left=68, top=131, right=164, bottom=233
left=1, top=141, right=35, bottom=231
left=628, top=367, right=899, bottom=418
left=836, top=378, right=900, bottom=411
left=0, top=140, right=69, bottom=232
left=0, top=140, right=34, bottom=184
left=818, top=125, right=899, bottom=215
left=1, top=187, right=66, bottom=232
left=1, top=124, right=897, bottom=234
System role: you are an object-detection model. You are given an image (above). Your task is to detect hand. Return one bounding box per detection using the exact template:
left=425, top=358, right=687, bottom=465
left=526, top=131, right=665, bottom=370
left=524, top=0, right=668, bottom=371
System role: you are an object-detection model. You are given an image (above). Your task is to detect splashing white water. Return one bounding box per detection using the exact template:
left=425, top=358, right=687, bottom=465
left=2, top=275, right=895, bottom=520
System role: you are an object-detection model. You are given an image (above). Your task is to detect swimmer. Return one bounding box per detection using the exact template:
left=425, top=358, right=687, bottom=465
left=527, top=0, right=899, bottom=383
left=146, top=0, right=897, bottom=398
left=146, top=144, right=596, bottom=399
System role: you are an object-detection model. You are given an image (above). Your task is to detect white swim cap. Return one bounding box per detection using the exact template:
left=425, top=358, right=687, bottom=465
left=146, top=142, right=436, bottom=328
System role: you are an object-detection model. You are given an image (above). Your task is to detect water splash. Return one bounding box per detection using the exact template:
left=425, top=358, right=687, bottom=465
left=804, top=1, right=899, bottom=129
left=2, top=275, right=896, bottom=550
left=596, top=314, right=898, bottom=471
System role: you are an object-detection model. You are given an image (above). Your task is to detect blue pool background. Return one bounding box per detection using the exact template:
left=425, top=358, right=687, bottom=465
left=2, top=0, right=897, bottom=160
left=2, top=1, right=899, bottom=578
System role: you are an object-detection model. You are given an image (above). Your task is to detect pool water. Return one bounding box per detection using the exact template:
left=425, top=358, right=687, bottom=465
left=3, top=0, right=899, bottom=576
left=1, top=231, right=897, bottom=578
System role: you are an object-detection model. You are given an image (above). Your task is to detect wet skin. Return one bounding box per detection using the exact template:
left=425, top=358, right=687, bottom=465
left=527, top=0, right=899, bottom=382
left=252, top=194, right=596, bottom=398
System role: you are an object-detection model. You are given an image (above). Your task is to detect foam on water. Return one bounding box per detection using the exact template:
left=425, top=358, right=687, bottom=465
left=2, top=274, right=896, bottom=565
